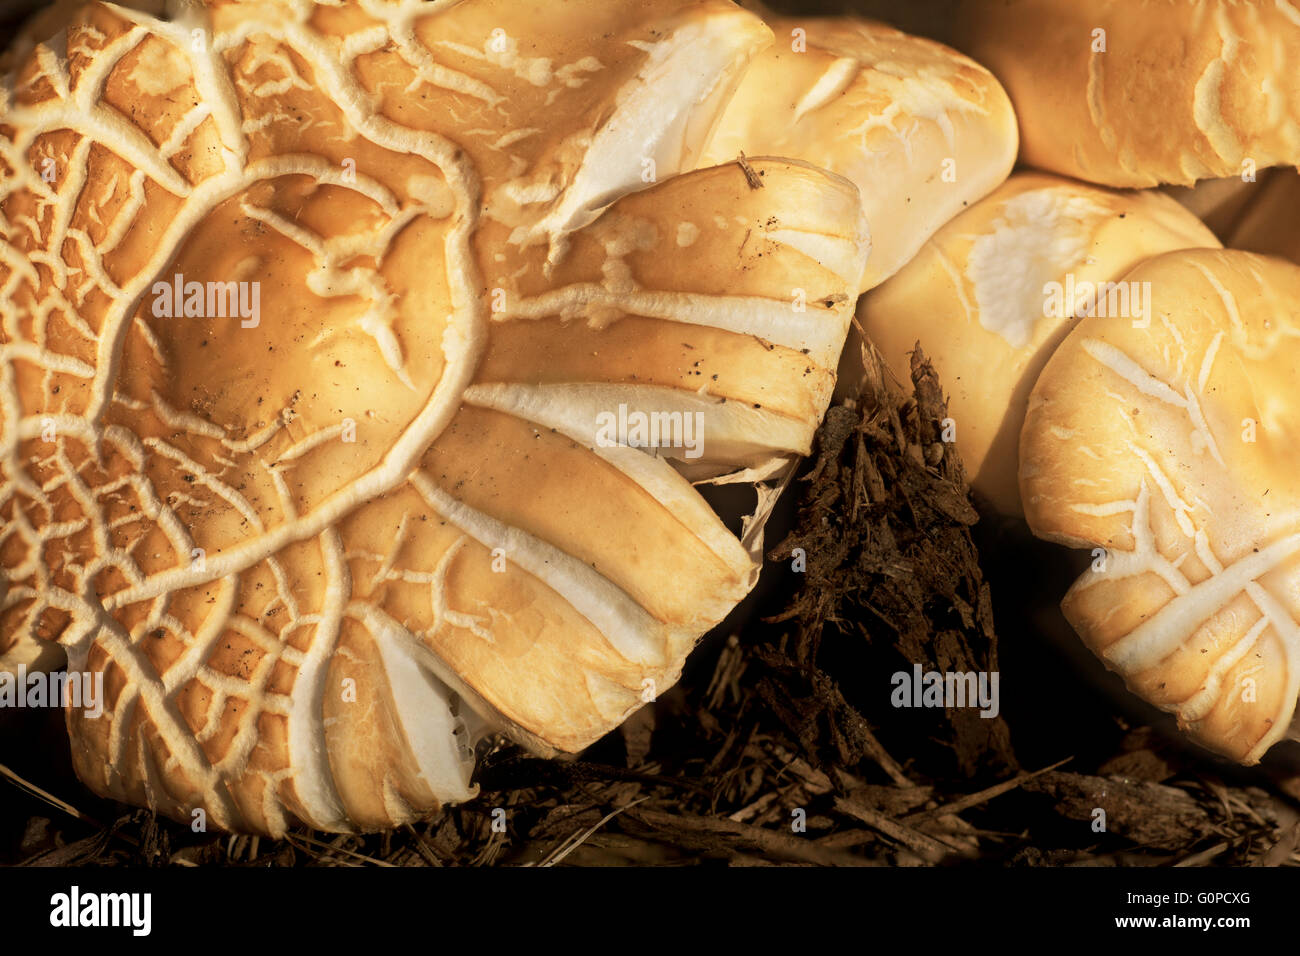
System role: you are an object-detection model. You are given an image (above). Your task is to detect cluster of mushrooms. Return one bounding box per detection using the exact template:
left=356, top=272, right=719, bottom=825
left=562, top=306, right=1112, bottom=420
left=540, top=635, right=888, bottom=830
left=0, top=0, right=1298, bottom=836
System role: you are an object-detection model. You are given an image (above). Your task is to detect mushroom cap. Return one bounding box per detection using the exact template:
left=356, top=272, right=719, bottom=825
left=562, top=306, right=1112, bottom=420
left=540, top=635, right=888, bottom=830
left=699, top=13, right=1016, bottom=292
left=0, top=0, right=867, bottom=834
left=954, top=0, right=1300, bottom=188
left=1020, top=248, right=1300, bottom=763
left=859, top=172, right=1220, bottom=515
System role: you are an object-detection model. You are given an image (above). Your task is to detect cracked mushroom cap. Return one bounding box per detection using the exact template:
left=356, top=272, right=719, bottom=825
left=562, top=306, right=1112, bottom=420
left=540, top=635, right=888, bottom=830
left=0, top=0, right=169, bottom=683
left=954, top=0, right=1300, bottom=188
left=859, top=172, right=1220, bottom=516
left=699, top=13, right=1017, bottom=292
left=1020, top=249, right=1300, bottom=764
left=0, top=0, right=868, bottom=835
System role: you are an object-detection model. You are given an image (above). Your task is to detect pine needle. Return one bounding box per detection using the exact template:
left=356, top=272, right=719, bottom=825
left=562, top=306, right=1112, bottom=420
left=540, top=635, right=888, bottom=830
left=0, top=761, right=104, bottom=829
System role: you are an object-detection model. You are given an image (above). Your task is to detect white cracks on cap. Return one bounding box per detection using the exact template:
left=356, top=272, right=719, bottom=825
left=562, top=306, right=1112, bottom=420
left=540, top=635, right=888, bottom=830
left=1191, top=5, right=1244, bottom=165
left=1177, top=615, right=1270, bottom=722
left=1081, top=337, right=1224, bottom=468
left=764, top=216, right=869, bottom=289
left=348, top=600, right=478, bottom=803
left=0, top=0, right=490, bottom=833
left=494, top=284, right=850, bottom=370
left=409, top=470, right=668, bottom=669
left=0, top=0, right=860, bottom=834
left=1069, top=470, right=1300, bottom=761
left=484, top=9, right=767, bottom=270
left=282, top=528, right=351, bottom=832
left=113, top=0, right=248, bottom=166
left=467, top=379, right=811, bottom=465
left=100, top=169, right=150, bottom=253
left=33, top=39, right=71, bottom=100
left=1084, top=40, right=1116, bottom=160
left=434, top=28, right=602, bottom=98
left=238, top=199, right=419, bottom=389
left=461, top=381, right=753, bottom=572
left=1198, top=331, right=1224, bottom=393
left=1057, top=312, right=1300, bottom=761
left=791, top=57, right=858, bottom=124
left=425, top=535, right=495, bottom=644
left=1191, top=261, right=1245, bottom=338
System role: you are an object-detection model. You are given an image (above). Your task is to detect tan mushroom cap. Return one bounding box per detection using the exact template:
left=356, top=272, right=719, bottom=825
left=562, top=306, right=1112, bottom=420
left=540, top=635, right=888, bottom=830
left=954, top=0, right=1300, bottom=188
left=0, top=0, right=165, bottom=681
left=698, top=13, right=1016, bottom=292
left=1020, top=249, right=1300, bottom=764
left=0, top=0, right=867, bottom=834
left=0, top=0, right=166, bottom=75
left=859, top=172, right=1220, bottom=516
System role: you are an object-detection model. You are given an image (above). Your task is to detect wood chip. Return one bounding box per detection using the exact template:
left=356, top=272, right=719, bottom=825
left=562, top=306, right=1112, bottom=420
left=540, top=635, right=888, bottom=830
left=737, top=151, right=764, bottom=189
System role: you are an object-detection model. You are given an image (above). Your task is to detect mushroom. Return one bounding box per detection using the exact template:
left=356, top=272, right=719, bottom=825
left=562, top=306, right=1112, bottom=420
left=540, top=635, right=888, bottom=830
left=0, top=0, right=868, bottom=834
left=0, top=1, right=167, bottom=683
left=858, top=171, right=1220, bottom=515
left=699, top=12, right=1017, bottom=292
left=953, top=0, right=1300, bottom=188
left=1020, top=248, right=1300, bottom=763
